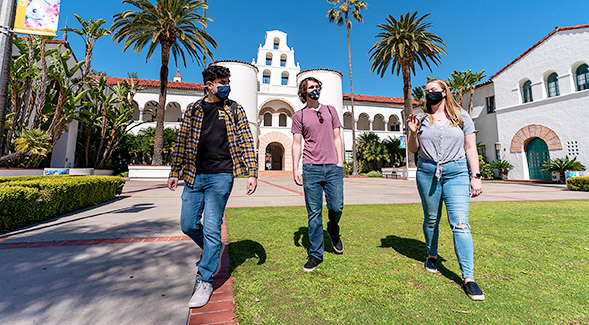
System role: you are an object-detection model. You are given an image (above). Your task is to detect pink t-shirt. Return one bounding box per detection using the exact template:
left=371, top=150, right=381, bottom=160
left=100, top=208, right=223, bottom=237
left=291, top=104, right=342, bottom=164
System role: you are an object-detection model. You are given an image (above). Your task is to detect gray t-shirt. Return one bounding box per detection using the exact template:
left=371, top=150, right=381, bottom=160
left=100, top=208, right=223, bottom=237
left=417, top=109, right=475, bottom=165
left=291, top=104, right=342, bottom=164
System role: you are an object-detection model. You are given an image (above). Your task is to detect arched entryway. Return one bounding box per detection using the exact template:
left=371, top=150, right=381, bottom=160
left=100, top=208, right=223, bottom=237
left=525, top=137, right=551, bottom=180
left=265, top=142, right=284, bottom=170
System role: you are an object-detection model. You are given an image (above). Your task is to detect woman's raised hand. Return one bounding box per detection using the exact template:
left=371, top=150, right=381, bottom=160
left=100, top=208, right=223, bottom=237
left=407, top=114, right=420, bottom=134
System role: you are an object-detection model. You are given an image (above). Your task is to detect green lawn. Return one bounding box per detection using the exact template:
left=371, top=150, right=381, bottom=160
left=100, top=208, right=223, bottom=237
left=226, top=200, right=589, bottom=323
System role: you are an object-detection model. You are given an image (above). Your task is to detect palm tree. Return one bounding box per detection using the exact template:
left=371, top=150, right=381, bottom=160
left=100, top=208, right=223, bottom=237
left=412, top=85, right=425, bottom=111
left=327, top=0, right=367, bottom=176
left=111, top=0, right=217, bottom=165
left=369, top=12, right=446, bottom=168
left=61, top=14, right=111, bottom=78
left=446, top=70, right=467, bottom=106
left=541, top=156, right=586, bottom=184
left=464, top=69, right=485, bottom=116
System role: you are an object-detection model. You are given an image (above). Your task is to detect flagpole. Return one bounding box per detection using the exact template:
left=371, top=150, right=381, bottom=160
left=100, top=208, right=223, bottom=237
left=0, top=0, right=17, bottom=155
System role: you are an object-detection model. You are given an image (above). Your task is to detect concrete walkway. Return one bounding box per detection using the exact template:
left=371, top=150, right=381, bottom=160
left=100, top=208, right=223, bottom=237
left=1, top=178, right=588, bottom=324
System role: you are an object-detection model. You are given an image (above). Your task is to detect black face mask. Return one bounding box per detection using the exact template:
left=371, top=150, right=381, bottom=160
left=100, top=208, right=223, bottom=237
left=426, top=91, right=444, bottom=107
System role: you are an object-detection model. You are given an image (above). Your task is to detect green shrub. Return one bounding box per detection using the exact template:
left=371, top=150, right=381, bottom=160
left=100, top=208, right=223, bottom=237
left=567, top=176, right=589, bottom=191
left=344, top=160, right=365, bottom=175
left=0, top=175, right=125, bottom=232
left=366, top=171, right=383, bottom=178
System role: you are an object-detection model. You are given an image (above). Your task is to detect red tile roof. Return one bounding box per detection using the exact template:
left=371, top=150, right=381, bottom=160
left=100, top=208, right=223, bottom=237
left=93, top=76, right=205, bottom=91
left=343, top=93, right=417, bottom=105
left=489, top=24, right=589, bottom=80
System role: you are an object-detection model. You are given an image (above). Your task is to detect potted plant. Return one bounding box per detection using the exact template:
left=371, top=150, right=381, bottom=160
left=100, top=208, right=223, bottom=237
left=489, top=159, right=514, bottom=180
left=540, top=156, right=586, bottom=184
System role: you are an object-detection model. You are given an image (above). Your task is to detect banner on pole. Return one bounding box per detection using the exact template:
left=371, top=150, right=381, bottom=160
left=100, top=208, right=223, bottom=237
left=13, top=0, right=61, bottom=37
left=399, top=135, right=406, bottom=149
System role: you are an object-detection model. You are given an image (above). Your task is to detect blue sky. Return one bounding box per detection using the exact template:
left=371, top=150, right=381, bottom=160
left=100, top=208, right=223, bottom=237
left=52, top=0, right=589, bottom=98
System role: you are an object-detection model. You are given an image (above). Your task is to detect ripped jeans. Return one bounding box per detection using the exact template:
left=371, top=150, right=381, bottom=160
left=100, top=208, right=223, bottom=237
left=416, top=158, right=475, bottom=279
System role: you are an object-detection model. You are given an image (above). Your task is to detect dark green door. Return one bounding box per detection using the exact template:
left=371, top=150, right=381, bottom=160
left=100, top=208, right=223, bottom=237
left=526, top=137, right=551, bottom=180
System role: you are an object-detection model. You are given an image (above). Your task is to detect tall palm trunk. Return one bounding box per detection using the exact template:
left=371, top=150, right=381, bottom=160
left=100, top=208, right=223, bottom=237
left=467, top=88, right=475, bottom=116
left=401, top=63, right=415, bottom=168
left=345, top=12, right=358, bottom=175
left=33, top=39, right=47, bottom=129
left=152, top=43, right=170, bottom=165
left=83, top=47, right=93, bottom=78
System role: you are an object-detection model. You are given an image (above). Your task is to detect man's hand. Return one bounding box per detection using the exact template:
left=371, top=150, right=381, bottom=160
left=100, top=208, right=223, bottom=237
left=293, top=169, right=303, bottom=186
left=337, top=160, right=344, bottom=168
left=168, top=177, right=178, bottom=191
left=246, top=177, right=257, bottom=195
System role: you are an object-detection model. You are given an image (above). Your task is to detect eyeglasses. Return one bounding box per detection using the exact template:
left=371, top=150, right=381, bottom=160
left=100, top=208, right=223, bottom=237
left=316, top=110, right=324, bottom=124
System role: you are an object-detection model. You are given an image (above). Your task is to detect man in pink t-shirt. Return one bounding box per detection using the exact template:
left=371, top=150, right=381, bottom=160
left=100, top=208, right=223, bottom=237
left=292, top=77, right=344, bottom=272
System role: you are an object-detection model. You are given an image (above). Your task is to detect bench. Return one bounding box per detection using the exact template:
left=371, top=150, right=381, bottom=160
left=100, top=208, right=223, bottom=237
left=381, top=167, right=407, bottom=179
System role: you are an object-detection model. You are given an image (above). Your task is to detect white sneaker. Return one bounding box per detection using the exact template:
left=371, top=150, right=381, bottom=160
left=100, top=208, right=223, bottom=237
left=212, top=242, right=225, bottom=277
left=189, top=281, right=213, bottom=308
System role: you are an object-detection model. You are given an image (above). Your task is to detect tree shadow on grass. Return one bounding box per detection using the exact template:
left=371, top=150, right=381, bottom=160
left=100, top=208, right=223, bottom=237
left=293, top=226, right=335, bottom=254
left=380, top=235, right=462, bottom=285
left=228, top=240, right=266, bottom=274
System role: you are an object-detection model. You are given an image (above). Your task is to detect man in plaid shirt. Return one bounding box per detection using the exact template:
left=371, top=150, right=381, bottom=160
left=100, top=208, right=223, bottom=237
left=168, top=65, right=258, bottom=308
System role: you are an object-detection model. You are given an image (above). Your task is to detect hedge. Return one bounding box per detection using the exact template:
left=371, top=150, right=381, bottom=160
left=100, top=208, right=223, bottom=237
left=567, top=176, right=589, bottom=191
left=0, top=175, right=125, bottom=232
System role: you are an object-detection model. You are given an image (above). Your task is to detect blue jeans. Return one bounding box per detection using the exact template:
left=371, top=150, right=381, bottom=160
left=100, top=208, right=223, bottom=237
left=302, top=164, right=344, bottom=260
left=180, top=173, right=234, bottom=283
left=416, top=158, right=475, bottom=279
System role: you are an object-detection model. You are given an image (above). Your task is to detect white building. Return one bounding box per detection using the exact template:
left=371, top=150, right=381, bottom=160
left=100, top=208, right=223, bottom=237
left=120, top=30, right=405, bottom=172
left=466, top=24, right=589, bottom=180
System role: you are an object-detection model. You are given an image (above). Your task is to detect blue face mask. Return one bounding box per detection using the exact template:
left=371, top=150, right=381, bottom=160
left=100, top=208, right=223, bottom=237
left=308, top=89, right=320, bottom=100
left=214, top=85, right=231, bottom=100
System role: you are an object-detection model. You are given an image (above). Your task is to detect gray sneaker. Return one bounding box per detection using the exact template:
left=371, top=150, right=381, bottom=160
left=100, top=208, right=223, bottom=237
left=189, top=281, right=213, bottom=308
left=212, top=242, right=225, bottom=277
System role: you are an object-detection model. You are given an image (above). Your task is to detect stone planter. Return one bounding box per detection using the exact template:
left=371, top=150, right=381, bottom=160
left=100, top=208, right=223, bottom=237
left=0, top=168, right=44, bottom=177
left=128, top=165, right=171, bottom=179
left=95, top=169, right=115, bottom=176
left=69, top=168, right=94, bottom=175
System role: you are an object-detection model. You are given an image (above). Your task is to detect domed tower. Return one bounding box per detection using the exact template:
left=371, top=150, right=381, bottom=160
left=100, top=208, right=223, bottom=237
left=215, top=60, right=259, bottom=146
left=296, top=69, right=344, bottom=121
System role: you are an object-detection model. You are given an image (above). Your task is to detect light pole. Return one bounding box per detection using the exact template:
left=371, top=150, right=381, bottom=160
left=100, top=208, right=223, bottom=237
left=0, top=0, right=17, bottom=155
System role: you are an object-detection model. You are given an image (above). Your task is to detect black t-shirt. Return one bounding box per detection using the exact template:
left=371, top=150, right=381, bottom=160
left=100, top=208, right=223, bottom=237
left=195, top=100, right=233, bottom=173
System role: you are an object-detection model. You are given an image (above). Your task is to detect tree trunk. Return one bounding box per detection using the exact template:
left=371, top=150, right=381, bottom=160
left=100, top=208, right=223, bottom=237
left=0, top=150, right=26, bottom=166
left=402, top=64, right=415, bottom=168
left=345, top=13, right=358, bottom=176
left=467, top=88, right=474, bottom=116
left=83, top=46, right=93, bottom=78
left=33, top=39, right=47, bottom=129
left=22, top=37, right=34, bottom=126
left=152, top=43, right=170, bottom=165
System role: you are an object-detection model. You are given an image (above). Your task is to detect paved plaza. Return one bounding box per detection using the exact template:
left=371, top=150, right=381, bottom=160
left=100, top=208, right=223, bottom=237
left=1, top=177, right=588, bottom=324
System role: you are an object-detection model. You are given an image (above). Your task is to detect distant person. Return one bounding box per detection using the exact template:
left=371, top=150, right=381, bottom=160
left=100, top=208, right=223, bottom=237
left=168, top=65, right=258, bottom=308
left=291, top=77, right=344, bottom=272
left=407, top=78, right=485, bottom=301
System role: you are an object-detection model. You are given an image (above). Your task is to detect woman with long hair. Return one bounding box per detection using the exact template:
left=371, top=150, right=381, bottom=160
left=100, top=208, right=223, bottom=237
left=407, top=78, right=485, bottom=300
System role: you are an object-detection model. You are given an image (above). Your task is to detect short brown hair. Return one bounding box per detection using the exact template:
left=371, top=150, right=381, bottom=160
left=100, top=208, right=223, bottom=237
left=298, top=77, right=322, bottom=103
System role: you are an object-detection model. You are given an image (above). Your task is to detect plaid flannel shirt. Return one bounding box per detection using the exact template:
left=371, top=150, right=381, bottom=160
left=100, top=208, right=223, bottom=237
left=169, top=97, right=258, bottom=188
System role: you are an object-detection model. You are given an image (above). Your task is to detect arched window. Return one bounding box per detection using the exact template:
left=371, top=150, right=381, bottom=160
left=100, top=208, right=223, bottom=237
left=265, top=53, right=272, bottom=66
left=273, top=37, right=280, bottom=50
left=281, top=72, right=289, bottom=86
left=263, top=70, right=271, bottom=84
left=372, top=114, right=385, bottom=131
left=546, top=73, right=559, bottom=97
left=357, top=113, right=370, bottom=130
left=522, top=80, right=533, bottom=103
left=280, top=54, right=287, bottom=67
left=343, top=112, right=353, bottom=129
left=263, top=113, right=272, bottom=126
left=279, top=113, right=287, bottom=127
left=576, top=64, right=589, bottom=91
left=388, top=115, right=400, bottom=131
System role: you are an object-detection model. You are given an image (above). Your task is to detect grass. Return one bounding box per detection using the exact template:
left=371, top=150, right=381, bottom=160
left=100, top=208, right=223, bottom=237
left=226, top=200, right=589, bottom=323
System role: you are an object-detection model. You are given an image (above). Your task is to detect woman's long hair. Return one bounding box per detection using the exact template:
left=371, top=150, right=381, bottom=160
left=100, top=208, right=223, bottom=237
left=425, top=79, right=463, bottom=127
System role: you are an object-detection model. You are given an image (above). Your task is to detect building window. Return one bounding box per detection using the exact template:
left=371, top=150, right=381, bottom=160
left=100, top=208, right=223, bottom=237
left=546, top=73, right=560, bottom=97
left=281, top=72, right=288, bottom=86
left=388, top=115, right=400, bottom=131
left=265, top=53, right=272, bottom=66
left=485, top=96, right=495, bottom=113
left=567, top=141, right=579, bottom=156
left=263, top=113, right=272, bottom=126
left=522, top=80, right=533, bottom=103
left=263, top=70, right=270, bottom=84
left=576, top=64, right=589, bottom=91
left=279, top=113, right=287, bottom=127
left=343, top=112, right=353, bottom=129
left=273, top=37, right=280, bottom=50
left=280, top=54, right=286, bottom=67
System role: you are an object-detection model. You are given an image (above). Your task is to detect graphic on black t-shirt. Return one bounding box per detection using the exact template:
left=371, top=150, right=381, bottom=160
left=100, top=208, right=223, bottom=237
left=195, top=100, right=233, bottom=173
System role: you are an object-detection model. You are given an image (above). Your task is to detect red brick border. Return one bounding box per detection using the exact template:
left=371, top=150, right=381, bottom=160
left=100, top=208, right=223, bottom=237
left=0, top=236, right=192, bottom=249
left=188, top=214, right=238, bottom=325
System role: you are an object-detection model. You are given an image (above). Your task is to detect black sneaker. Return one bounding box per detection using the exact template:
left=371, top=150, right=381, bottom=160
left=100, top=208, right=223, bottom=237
left=463, top=281, right=485, bottom=301
left=330, top=236, right=344, bottom=254
left=303, top=256, right=322, bottom=272
left=424, top=257, right=438, bottom=273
